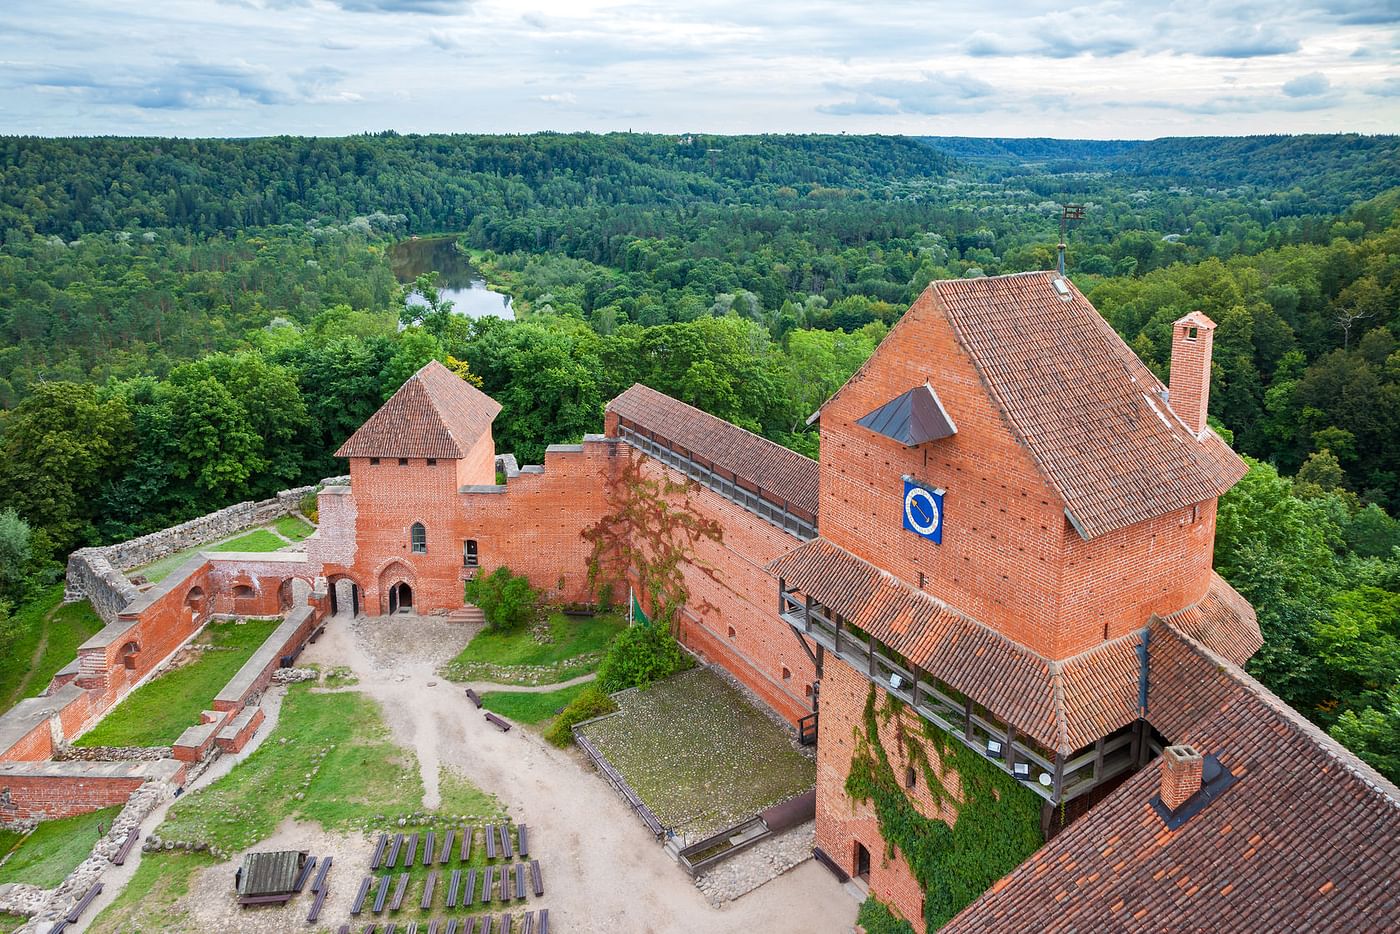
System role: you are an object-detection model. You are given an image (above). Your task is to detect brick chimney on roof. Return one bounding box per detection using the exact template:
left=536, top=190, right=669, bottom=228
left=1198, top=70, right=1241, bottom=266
left=1160, top=744, right=1204, bottom=812
left=1169, top=311, right=1216, bottom=436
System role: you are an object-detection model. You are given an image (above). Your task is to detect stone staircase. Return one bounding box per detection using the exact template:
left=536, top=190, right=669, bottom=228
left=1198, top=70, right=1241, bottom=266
left=447, top=604, right=486, bottom=625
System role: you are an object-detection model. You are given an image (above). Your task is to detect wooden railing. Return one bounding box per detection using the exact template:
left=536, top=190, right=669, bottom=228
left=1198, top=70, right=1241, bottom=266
left=780, top=586, right=1144, bottom=804
left=575, top=732, right=666, bottom=838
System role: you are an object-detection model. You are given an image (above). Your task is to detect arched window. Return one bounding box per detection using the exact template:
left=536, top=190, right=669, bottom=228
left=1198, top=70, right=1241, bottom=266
left=411, top=523, right=427, bottom=554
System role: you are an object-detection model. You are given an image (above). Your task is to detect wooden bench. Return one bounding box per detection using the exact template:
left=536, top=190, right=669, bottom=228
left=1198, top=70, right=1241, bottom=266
left=465, top=688, right=482, bottom=708
left=389, top=872, right=410, bottom=911
left=371, top=833, right=388, bottom=869
left=446, top=868, right=462, bottom=908
left=383, top=923, right=397, bottom=934
left=403, top=833, right=418, bottom=868
left=386, top=833, right=403, bottom=867
left=484, top=711, right=511, bottom=732
left=351, top=876, right=372, bottom=914
left=420, top=870, right=437, bottom=910
left=113, top=827, right=140, bottom=866
left=427, top=921, right=440, bottom=934
left=439, top=828, right=455, bottom=863
left=499, top=824, right=513, bottom=859
left=516, top=824, right=528, bottom=857
left=239, top=894, right=294, bottom=906
left=313, top=856, right=333, bottom=893
left=522, top=911, right=535, bottom=934
left=46, top=922, right=67, bottom=934
left=498, top=914, right=512, bottom=934
left=295, top=855, right=318, bottom=892
left=485, top=824, right=496, bottom=859
left=514, top=862, right=526, bottom=900
left=307, top=882, right=329, bottom=923
left=538, top=907, right=550, bottom=934
left=530, top=859, right=544, bottom=897
left=65, top=882, right=103, bottom=923
left=337, top=925, right=350, bottom=934
left=372, top=875, right=390, bottom=914
left=462, top=868, right=478, bottom=907
left=443, top=921, right=459, bottom=934
left=309, top=625, right=326, bottom=644
left=459, top=825, right=473, bottom=862
left=481, top=865, right=494, bottom=903
left=421, top=831, right=433, bottom=866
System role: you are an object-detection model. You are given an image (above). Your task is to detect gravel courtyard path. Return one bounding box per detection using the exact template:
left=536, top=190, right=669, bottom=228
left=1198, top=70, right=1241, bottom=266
left=299, top=612, right=858, bottom=934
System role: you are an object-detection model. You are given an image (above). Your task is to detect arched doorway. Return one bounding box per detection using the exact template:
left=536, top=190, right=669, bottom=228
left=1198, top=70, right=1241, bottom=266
left=328, top=575, right=361, bottom=618
left=388, top=581, right=414, bottom=614
left=854, top=842, right=871, bottom=882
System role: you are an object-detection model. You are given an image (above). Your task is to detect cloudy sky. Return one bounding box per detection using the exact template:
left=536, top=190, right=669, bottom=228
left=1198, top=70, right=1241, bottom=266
left=2, top=0, right=1397, bottom=138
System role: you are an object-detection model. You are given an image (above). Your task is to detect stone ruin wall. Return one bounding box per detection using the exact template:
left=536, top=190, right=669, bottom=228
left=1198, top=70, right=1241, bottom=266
left=63, top=476, right=347, bottom=625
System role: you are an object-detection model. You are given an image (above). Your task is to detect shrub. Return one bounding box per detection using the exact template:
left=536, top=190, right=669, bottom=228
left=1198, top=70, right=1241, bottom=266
left=596, top=622, right=693, bottom=693
left=298, top=490, right=319, bottom=524
left=543, top=685, right=618, bottom=747
left=856, top=898, right=916, bottom=934
left=466, top=566, right=538, bottom=632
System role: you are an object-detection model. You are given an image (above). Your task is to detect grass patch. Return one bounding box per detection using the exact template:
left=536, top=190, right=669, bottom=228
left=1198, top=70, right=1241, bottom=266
left=208, top=529, right=286, bottom=553
left=479, top=682, right=593, bottom=725
left=442, top=610, right=624, bottom=686
left=157, top=684, right=502, bottom=852
left=87, top=851, right=214, bottom=934
left=579, top=667, right=815, bottom=838
left=437, top=766, right=504, bottom=816
left=0, top=585, right=104, bottom=711
left=273, top=515, right=315, bottom=541
left=74, top=619, right=280, bottom=747
left=0, top=913, right=26, bottom=933
left=0, top=806, right=122, bottom=888
left=133, top=526, right=290, bottom=583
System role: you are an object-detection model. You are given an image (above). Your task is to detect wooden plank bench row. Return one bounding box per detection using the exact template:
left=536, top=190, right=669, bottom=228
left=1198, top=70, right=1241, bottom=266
left=112, top=827, right=140, bottom=866
left=371, top=832, right=389, bottom=869
left=295, top=855, right=318, bottom=893
left=347, top=915, right=548, bottom=934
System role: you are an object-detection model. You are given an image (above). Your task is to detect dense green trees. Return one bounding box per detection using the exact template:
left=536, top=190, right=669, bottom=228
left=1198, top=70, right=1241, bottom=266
left=0, top=130, right=1397, bottom=779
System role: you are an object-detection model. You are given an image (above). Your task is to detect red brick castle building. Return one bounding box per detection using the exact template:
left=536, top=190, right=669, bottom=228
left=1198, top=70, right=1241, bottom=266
left=70, top=270, right=1390, bottom=931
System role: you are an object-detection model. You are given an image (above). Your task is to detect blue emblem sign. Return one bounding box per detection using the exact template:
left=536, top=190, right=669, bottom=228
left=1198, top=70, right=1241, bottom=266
left=902, top=478, right=944, bottom=543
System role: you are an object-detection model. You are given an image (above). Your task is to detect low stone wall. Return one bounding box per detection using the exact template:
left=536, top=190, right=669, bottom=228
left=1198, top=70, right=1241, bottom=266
left=63, top=475, right=346, bottom=624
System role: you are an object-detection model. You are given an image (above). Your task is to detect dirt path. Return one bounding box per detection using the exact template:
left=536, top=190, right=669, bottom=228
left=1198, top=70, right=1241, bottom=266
left=299, top=614, right=859, bottom=933
left=463, top=671, right=598, bottom=694
left=6, top=604, right=58, bottom=707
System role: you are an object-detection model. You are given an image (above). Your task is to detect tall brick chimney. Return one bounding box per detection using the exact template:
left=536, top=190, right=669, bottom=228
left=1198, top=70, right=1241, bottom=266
left=1168, top=311, right=1216, bottom=436
left=1160, top=744, right=1204, bottom=811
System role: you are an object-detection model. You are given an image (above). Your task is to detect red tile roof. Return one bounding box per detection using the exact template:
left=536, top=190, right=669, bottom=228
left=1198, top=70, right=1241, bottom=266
left=607, top=383, right=820, bottom=517
left=945, top=622, right=1400, bottom=933
left=1160, top=573, right=1261, bottom=668
left=335, top=360, right=501, bottom=459
left=827, top=273, right=1248, bottom=539
left=771, top=537, right=1259, bottom=754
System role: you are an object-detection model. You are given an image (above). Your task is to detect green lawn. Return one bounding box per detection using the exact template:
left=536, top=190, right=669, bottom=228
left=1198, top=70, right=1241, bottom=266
left=442, top=610, right=625, bottom=686
left=579, top=667, right=816, bottom=837
left=87, top=851, right=212, bottom=934
left=0, top=585, right=104, bottom=712
left=156, top=684, right=502, bottom=852
left=134, top=526, right=290, bottom=583
left=0, top=806, right=122, bottom=888
left=74, top=619, right=280, bottom=747
left=479, top=682, right=593, bottom=725
left=273, top=515, right=315, bottom=541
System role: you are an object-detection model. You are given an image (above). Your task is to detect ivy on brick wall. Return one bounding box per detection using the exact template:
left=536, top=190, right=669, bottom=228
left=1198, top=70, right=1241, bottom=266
left=845, top=685, right=1043, bottom=930
left=857, top=896, right=917, bottom=934
left=581, top=453, right=722, bottom=631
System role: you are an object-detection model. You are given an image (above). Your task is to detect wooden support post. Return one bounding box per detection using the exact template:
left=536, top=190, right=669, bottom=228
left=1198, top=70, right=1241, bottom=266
left=815, top=644, right=824, bottom=680
left=1006, top=724, right=1017, bottom=771
left=963, top=699, right=973, bottom=740
left=834, top=615, right=842, bottom=656
left=778, top=578, right=786, bottom=617
left=804, top=594, right=813, bottom=633
left=1052, top=754, right=1065, bottom=801
left=1093, top=737, right=1105, bottom=781
left=909, top=666, right=921, bottom=709
left=868, top=633, right=877, bottom=678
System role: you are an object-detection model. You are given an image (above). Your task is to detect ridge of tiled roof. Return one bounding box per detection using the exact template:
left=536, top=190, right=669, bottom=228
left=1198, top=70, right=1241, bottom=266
left=606, top=383, right=820, bottom=517
left=335, top=360, right=501, bottom=459
left=1160, top=572, right=1262, bottom=668
left=824, top=272, right=1248, bottom=539
left=945, top=620, right=1400, bottom=933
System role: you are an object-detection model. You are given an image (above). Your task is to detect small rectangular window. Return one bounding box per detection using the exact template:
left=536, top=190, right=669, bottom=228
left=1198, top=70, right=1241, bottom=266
left=370, top=457, right=380, bottom=466
left=398, top=457, right=409, bottom=466
left=426, top=458, right=437, bottom=466
left=906, top=766, right=917, bottom=789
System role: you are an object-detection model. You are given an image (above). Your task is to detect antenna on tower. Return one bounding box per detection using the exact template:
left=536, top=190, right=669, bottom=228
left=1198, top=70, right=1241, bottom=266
left=1058, top=204, right=1085, bottom=277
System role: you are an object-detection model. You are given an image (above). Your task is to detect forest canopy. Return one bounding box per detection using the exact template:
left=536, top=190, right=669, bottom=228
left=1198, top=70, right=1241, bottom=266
left=1, top=130, right=1398, bottom=781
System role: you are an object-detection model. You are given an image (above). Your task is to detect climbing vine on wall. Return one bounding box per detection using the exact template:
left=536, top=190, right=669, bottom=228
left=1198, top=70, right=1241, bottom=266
left=845, top=686, right=1043, bottom=931
left=581, top=452, right=723, bottom=632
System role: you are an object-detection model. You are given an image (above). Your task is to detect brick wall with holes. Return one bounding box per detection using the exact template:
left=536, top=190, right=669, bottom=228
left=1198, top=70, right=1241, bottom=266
left=329, top=439, right=622, bottom=615
left=0, top=768, right=186, bottom=823
left=816, top=661, right=967, bottom=934
left=819, top=288, right=1217, bottom=661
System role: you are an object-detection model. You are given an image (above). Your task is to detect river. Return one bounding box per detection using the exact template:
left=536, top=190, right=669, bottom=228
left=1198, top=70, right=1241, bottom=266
left=388, top=236, right=514, bottom=320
